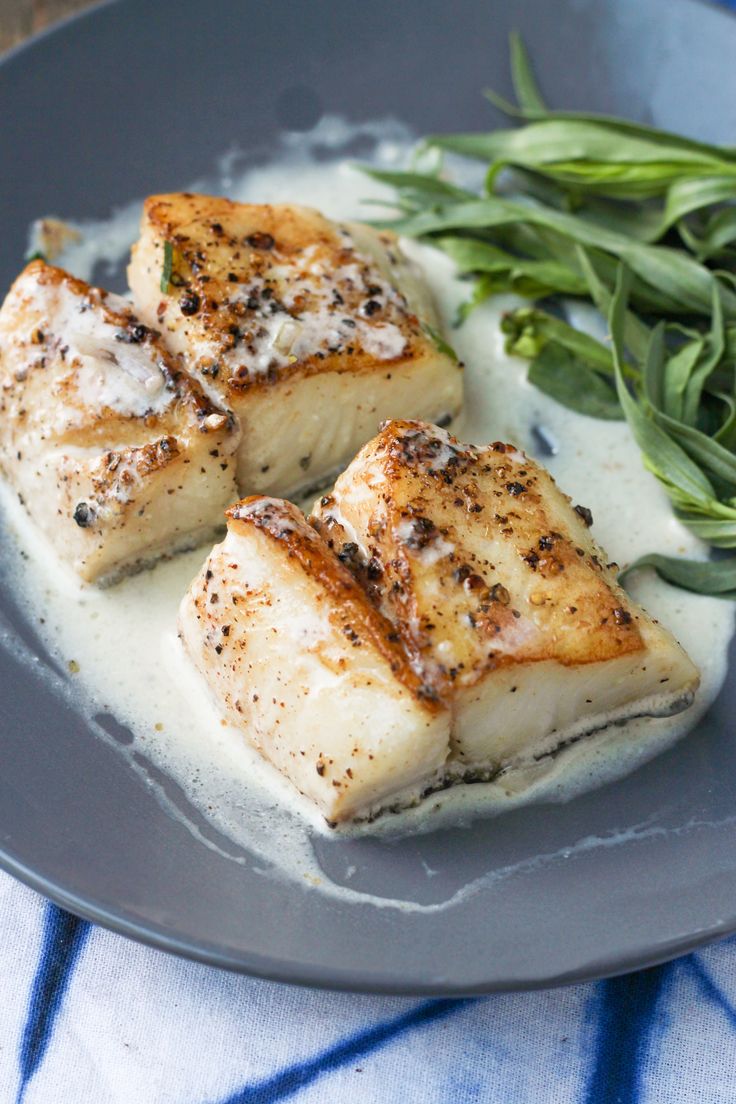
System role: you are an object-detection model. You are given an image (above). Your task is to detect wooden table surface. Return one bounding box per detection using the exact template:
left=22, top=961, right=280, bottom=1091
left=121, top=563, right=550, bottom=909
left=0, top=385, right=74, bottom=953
left=0, top=0, right=98, bottom=54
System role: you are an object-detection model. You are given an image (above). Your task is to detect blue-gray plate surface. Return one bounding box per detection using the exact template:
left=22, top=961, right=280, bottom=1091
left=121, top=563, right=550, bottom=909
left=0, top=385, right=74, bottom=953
left=0, top=0, right=735, bottom=994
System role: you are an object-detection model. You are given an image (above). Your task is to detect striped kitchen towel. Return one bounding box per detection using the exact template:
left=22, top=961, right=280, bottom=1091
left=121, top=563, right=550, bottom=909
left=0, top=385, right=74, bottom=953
left=1, top=868, right=735, bottom=1102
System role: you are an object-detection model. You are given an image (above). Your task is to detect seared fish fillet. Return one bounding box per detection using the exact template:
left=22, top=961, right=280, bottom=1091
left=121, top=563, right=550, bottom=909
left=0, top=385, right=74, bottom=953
left=0, top=261, right=239, bottom=582
left=180, top=421, right=699, bottom=824
left=178, top=496, right=450, bottom=823
left=311, top=420, right=700, bottom=785
left=128, top=194, right=462, bottom=496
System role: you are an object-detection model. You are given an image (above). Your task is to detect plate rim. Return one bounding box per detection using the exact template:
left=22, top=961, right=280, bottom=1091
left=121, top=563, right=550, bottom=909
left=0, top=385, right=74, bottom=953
left=1, top=0, right=736, bottom=996
left=3, top=841, right=734, bottom=995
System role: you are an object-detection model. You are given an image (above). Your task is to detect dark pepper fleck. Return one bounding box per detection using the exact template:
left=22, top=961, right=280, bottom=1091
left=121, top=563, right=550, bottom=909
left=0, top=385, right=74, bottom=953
left=417, top=683, right=439, bottom=702
left=246, top=231, right=275, bottom=250
left=402, top=516, right=437, bottom=549
left=366, top=557, right=383, bottom=580
left=115, top=323, right=149, bottom=344
left=179, top=290, right=201, bottom=316
left=574, top=503, right=594, bottom=527
left=337, top=542, right=359, bottom=565
left=488, top=583, right=511, bottom=605
left=73, top=502, right=94, bottom=528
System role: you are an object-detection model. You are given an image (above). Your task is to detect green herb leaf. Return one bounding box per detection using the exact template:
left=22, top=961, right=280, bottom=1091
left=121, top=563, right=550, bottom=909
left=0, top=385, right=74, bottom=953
left=160, top=240, right=173, bottom=294
left=359, top=165, right=473, bottom=204
left=509, top=31, right=547, bottom=113
left=381, top=196, right=736, bottom=319
left=712, top=390, right=736, bottom=449
left=659, top=338, right=703, bottom=422
left=367, top=36, right=736, bottom=599
left=620, top=552, right=736, bottom=597
left=677, top=516, right=736, bottom=548
left=682, top=283, right=726, bottom=425
left=500, top=306, right=617, bottom=374
left=429, top=123, right=736, bottom=199
left=420, top=320, right=459, bottom=362
left=610, top=266, right=716, bottom=505
left=438, top=236, right=588, bottom=297
left=682, top=206, right=736, bottom=260
left=658, top=175, right=736, bottom=242
left=528, top=342, right=622, bottom=419
left=641, top=322, right=669, bottom=412
left=478, top=105, right=736, bottom=162
left=574, top=245, right=652, bottom=360
left=655, top=413, right=736, bottom=491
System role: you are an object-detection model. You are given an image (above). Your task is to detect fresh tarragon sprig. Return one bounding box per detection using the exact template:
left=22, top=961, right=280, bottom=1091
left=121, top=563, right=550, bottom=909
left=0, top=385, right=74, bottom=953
left=361, top=34, right=736, bottom=597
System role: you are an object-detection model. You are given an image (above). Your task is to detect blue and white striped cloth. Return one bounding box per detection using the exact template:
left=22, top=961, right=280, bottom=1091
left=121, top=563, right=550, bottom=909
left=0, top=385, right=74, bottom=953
left=2, top=867, right=736, bottom=1102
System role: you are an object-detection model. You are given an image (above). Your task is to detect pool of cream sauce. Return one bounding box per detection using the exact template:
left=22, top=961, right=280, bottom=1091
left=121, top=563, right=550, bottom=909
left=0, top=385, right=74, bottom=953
left=4, top=116, right=733, bottom=912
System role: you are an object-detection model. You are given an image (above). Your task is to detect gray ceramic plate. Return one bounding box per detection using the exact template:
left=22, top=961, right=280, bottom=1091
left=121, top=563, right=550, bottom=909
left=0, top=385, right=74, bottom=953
left=1, top=0, right=736, bottom=995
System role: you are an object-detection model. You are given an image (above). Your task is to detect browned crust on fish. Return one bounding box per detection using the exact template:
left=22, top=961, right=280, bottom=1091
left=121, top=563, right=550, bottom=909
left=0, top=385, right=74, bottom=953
left=226, top=495, right=444, bottom=712
left=312, top=419, right=646, bottom=700
left=3, top=260, right=234, bottom=443
left=134, top=193, right=441, bottom=395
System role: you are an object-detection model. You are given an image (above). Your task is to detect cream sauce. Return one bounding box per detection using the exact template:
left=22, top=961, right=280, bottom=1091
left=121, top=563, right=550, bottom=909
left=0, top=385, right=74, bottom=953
left=207, top=237, right=409, bottom=378
left=6, top=116, right=734, bottom=912
left=12, top=272, right=169, bottom=418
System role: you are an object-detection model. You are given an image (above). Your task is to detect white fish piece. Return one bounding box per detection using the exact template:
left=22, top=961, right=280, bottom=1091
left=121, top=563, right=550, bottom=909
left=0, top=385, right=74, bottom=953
left=178, top=496, right=451, bottom=824
left=128, top=194, right=462, bottom=497
left=0, top=260, right=239, bottom=583
left=311, top=419, right=701, bottom=783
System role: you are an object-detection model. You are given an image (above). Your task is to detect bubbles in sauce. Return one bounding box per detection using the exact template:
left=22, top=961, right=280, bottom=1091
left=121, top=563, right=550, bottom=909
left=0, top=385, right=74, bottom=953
left=7, top=116, right=735, bottom=912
